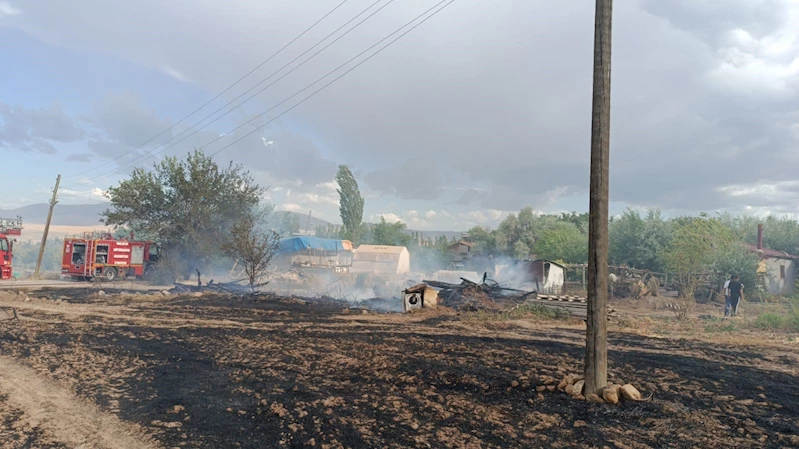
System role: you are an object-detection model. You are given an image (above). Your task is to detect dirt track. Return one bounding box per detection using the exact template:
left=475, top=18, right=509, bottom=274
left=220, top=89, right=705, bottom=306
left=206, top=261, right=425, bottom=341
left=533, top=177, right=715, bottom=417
left=1, top=290, right=798, bottom=448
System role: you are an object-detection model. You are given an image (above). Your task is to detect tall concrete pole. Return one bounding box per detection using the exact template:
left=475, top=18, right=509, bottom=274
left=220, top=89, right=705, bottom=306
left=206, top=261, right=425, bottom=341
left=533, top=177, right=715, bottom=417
left=585, top=0, right=612, bottom=396
left=34, top=174, right=61, bottom=279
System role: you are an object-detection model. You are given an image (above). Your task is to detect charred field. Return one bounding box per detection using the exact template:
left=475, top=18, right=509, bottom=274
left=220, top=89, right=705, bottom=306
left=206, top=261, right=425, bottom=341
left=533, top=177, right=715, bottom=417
left=1, top=289, right=798, bottom=449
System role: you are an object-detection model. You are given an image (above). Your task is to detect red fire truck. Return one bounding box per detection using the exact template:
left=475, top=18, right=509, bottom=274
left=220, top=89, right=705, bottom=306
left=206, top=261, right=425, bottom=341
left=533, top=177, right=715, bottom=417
left=0, top=217, right=22, bottom=280
left=61, top=233, right=159, bottom=282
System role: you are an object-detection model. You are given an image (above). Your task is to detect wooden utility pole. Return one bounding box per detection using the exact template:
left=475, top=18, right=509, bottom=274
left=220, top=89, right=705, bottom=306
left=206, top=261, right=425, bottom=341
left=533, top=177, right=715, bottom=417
left=34, top=174, right=61, bottom=279
left=585, top=0, right=613, bottom=396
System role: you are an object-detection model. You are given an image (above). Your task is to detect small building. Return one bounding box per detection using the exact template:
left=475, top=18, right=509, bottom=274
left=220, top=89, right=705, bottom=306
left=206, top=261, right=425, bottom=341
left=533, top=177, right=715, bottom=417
left=496, top=259, right=566, bottom=294
left=745, top=224, right=798, bottom=295
left=448, top=240, right=473, bottom=263
left=351, top=245, right=410, bottom=274
left=273, top=236, right=353, bottom=271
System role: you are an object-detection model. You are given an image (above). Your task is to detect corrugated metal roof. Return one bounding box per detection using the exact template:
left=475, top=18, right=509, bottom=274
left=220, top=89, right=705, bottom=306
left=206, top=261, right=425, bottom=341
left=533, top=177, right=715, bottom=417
left=746, top=244, right=799, bottom=260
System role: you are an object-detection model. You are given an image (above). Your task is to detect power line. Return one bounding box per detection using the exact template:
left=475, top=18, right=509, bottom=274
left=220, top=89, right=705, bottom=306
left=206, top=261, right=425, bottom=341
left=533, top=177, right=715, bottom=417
left=65, top=0, right=349, bottom=180
left=79, top=0, right=395, bottom=184
left=203, top=0, right=457, bottom=160
left=73, top=0, right=457, bottom=192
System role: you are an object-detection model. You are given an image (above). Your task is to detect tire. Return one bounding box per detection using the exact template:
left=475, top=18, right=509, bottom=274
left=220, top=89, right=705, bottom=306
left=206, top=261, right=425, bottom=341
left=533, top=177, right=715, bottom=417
left=101, top=267, right=118, bottom=282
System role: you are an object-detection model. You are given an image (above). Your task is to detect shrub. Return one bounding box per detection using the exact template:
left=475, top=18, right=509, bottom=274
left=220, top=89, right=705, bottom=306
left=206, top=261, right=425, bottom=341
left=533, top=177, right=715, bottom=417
left=755, top=312, right=786, bottom=330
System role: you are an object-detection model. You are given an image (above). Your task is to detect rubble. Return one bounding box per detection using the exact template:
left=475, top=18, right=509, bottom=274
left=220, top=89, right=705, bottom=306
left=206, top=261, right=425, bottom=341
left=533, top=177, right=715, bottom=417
left=418, top=276, right=617, bottom=318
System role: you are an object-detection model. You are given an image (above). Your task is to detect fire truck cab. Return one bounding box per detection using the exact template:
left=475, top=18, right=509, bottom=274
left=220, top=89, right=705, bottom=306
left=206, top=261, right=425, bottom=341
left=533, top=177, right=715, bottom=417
left=0, top=217, right=22, bottom=280
left=61, top=233, right=159, bottom=282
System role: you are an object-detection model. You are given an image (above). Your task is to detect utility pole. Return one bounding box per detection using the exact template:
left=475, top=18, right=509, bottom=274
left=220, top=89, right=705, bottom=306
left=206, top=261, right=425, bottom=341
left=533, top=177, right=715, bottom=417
left=585, top=0, right=612, bottom=396
left=34, top=174, right=61, bottom=279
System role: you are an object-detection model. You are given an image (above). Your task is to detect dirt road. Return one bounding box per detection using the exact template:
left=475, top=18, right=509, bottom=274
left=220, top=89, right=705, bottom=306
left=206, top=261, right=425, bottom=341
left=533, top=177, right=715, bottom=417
left=0, top=355, right=160, bottom=449
left=1, top=290, right=798, bottom=448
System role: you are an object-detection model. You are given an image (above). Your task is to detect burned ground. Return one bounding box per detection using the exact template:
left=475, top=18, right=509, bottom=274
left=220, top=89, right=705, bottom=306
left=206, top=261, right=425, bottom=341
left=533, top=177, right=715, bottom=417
left=0, top=290, right=798, bottom=449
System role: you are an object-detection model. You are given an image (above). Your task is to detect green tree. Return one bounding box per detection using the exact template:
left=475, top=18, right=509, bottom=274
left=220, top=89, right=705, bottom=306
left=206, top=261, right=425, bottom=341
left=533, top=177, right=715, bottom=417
left=532, top=221, right=588, bottom=264
left=102, top=149, right=263, bottom=279
left=224, top=204, right=281, bottom=291
left=371, top=217, right=413, bottom=246
left=335, top=165, right=364, bottom=244
left=663, top=217, right=732, bottom=302
left=609, top=208, right=672, bottom=271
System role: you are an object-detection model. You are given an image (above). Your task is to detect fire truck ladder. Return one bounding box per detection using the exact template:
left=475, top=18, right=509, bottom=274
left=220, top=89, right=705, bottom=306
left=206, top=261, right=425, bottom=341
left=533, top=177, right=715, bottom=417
left=0, top=217, right=23, bottom=235
left=84, top=240, right=96, bottom=278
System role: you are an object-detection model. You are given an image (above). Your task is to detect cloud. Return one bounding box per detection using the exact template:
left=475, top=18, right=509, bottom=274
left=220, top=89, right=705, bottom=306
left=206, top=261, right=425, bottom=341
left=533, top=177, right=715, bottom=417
left=0, top=1, right=20, bottom=18
left=6, top=0, right=799, bottom=215
left=0, top=101, right=84, bottom=154
left=162, top=66, right=190, bottom=83
left=276, top=203, right=304, bottom=213
left=58, top=187, right=109, bottom=202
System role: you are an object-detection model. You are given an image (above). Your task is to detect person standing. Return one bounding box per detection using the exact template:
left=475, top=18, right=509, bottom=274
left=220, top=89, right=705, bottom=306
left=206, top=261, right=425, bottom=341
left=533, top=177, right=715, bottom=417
left=722, top=276, right=730, bottom=308
left=726, top=275, right=744, bottom=317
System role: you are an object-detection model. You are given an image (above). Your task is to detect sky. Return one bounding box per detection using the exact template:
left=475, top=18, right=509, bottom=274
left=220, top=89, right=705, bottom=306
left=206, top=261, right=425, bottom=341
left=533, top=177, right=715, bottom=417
left=1, top=0, right=798, bottom=231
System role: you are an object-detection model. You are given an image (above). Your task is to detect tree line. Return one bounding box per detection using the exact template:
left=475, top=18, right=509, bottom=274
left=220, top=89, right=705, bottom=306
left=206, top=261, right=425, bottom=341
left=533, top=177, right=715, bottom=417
left=94, top=150, right=797, bottom=297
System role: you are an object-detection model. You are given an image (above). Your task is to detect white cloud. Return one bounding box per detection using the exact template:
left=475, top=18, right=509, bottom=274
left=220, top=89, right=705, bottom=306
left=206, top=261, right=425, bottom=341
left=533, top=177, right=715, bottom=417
left=58, top=187, right=110, bottom=202
left=378, top=213, right=401, bottom=224
left=0, top=1, right=21, bottom=18
left=424, top=210, right=437, bottom=219
left=161, top=66, right=190, bottom=83
left=276, top=203, right=303, bottom=213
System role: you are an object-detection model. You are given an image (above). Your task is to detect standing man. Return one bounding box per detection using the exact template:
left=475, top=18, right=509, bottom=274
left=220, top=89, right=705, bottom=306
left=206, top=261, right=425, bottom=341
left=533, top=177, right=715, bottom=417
left=726, top=275, right=744, bottom=317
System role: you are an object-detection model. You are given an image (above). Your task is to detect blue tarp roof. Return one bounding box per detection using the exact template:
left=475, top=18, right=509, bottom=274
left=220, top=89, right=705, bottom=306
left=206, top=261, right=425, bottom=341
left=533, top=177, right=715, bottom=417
left=276, top=236, right=347, bottom=254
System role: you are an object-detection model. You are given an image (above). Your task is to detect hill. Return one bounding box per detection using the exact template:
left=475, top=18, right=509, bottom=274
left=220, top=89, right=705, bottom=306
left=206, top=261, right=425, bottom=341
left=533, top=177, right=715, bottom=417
left=0, top=203, right=109, bottom=227
left=1, top=204, right=465, bottom=240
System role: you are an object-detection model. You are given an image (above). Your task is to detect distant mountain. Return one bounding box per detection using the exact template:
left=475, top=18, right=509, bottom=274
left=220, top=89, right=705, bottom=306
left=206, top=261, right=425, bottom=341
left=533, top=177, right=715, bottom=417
left=1, top=204, right=466, bottom=236
left=0, top=203, right=108, bottom=226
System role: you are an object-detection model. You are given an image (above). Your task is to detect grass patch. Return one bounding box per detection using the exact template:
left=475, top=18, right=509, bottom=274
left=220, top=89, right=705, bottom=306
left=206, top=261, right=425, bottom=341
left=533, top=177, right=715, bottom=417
left=753, top=305, right=799, bottom=332
left=755, top=312, right=786, bottom=330
left=462, top=302, right=571, bottom=322
left=704, top=321, right=739, bottom=333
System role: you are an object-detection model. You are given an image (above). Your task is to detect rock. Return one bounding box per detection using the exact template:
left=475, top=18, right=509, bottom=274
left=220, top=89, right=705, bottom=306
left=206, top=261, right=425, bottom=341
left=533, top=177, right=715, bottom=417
left=602, top=384, right=620, bottom=405
left=586, top=393, right=604, bottom=404
left=97, top=290, right=106, bottom=296
left=546, top=385, right=556, bottom=392
left=565, top=384, right=574, bottom=395
left=574, top=420, right=588, bottom=428
left=362, top=309, right=369, bottom=315
left=557, top=379, right=567, bottom=390
left=536, top=385, right=546, bottom=392
left=566, top=374, right=575, bottom=385
left=572, top=380, right=585, bottom=397
left=161, top=290, right=170, bottom=296
left=191, top=292, right=203, bottom=298
left=620, top=384, right=643, bottom=401
left=511, top=380, right=520, bottom=388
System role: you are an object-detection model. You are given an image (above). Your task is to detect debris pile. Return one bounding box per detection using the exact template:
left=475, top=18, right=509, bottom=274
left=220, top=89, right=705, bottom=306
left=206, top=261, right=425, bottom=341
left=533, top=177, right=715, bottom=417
left=540, top=373, right=651, bottom=404
left=419, top=276, right=617, bottom=318
left=421, top=276, right=535, bottom=312
left=168, top=280, right=265, bottom=295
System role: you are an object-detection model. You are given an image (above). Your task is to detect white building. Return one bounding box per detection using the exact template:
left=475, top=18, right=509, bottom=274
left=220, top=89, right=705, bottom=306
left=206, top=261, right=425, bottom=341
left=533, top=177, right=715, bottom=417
left=351, top=245, right=411, bottom=274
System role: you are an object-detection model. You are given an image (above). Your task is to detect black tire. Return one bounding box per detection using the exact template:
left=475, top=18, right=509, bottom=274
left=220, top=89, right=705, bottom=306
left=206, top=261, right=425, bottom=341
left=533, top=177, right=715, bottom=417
left=101, top=267, right=118, bottom=282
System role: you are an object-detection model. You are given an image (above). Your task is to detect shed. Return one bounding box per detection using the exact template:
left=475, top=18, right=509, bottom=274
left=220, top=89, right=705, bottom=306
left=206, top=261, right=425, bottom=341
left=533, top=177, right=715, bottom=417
left=447, top=240, right=473, bottom=262
left=273, top=236, right=353, bottom=270
left=496, top=259, right=566, bottom=294
left=746, top=224, right=798, bottom=295
left=351, top=245, right=410, bottom=274
left=747, top=244, right=798, bottom=295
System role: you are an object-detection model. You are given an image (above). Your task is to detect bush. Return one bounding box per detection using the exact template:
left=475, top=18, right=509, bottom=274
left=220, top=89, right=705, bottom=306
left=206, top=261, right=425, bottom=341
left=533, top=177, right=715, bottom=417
left=755, top=312, right=787, bottom=330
